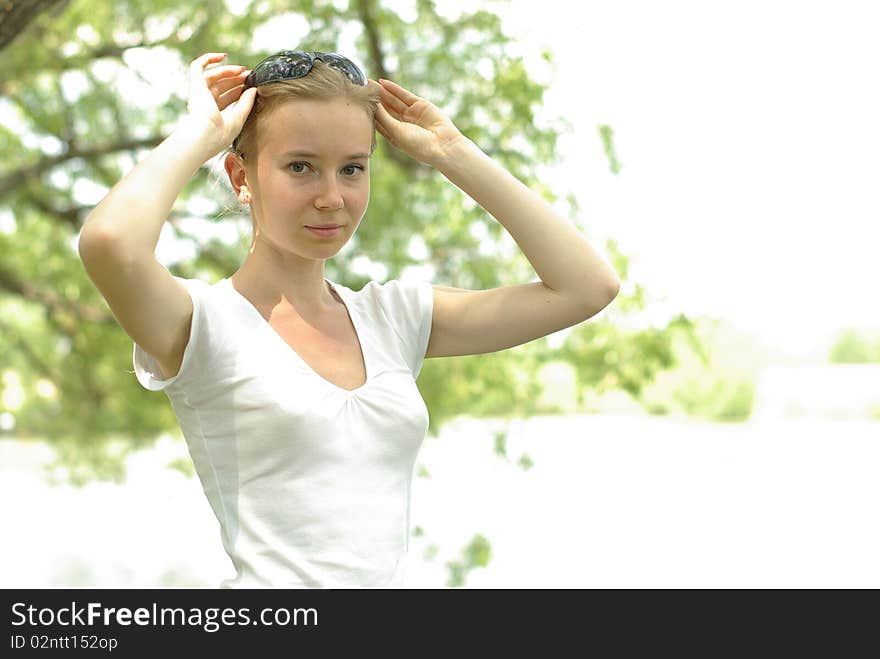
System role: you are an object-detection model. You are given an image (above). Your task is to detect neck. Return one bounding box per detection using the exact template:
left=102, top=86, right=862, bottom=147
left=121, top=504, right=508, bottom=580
left=230, top=240, right=338, bottom=315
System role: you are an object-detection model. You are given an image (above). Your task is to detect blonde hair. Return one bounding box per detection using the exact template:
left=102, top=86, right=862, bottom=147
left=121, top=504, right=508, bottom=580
left=229, top=59, right=380, bottom=163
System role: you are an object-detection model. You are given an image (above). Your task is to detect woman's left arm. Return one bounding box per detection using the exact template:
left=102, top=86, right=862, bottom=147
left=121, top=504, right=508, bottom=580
left=433, top=135, right=621, bottom=298
left=373, top=77, right=621, bottom=359
left=370, top=80, right=620, bottom=358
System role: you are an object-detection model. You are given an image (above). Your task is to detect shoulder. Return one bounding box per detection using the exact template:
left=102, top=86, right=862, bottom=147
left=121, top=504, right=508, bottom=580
left=164, top=276, right=230, bottom=327
left=347, top=278, right=432, bottom=312
left=171, top=274, right=218, bottom=295
left=172, top=275, right=229, bottom=304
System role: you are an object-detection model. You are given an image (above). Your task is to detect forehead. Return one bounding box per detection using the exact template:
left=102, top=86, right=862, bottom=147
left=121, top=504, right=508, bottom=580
left=259, top=98, right=372, bottom=157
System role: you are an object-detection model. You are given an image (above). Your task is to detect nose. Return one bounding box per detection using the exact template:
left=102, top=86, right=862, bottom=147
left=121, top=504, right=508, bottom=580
left=314, top=175, right=344, bottom=211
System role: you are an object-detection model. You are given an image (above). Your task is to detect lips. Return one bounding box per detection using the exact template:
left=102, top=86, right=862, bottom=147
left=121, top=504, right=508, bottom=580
left=306, top=225, right=342, bottom=229
left=306, top=225, right=343, bottom=238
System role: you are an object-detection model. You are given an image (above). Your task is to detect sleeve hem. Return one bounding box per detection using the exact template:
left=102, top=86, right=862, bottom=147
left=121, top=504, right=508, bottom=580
left=412, top=281, right=434, bottom=380
left=132, top=276, right=202, bottom=392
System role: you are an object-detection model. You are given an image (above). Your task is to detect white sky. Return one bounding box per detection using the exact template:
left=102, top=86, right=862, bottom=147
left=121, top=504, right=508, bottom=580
left=495, top=0, right=880, bottom=356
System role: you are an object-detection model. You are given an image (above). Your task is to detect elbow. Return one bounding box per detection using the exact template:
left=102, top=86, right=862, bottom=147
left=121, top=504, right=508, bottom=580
left=78, top=226, right=142, bottom=278
left=78, top=225, right=117, bottom=265
left=606, top=277, right=621, bottom=300
left=574, top=279, right=620, bottom=321
left=594, top=278, right=620, bottom=315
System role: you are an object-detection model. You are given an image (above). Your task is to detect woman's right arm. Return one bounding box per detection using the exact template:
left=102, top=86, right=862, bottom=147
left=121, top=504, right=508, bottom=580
left=78, top=120, right=219, bottom=256
left=78, top=53, right=255, bottom=379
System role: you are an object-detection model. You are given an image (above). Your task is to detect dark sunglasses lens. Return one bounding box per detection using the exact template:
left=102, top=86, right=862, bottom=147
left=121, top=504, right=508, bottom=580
left=246, top=51, right=312, bottom=86
left=320, top=54, right=366, bottom=85
left=244, top=51, right=365, bottom=87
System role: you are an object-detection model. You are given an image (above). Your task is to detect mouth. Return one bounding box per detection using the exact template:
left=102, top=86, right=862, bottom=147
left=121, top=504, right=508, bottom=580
left=305, top=225, right=344, bottom=238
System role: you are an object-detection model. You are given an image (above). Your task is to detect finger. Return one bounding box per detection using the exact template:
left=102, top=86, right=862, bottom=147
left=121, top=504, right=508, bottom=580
left=374, top=101, right=402, bottom=128
left=216, top=77, right=255, bottom=108
left=226, top=86, right=258, bottom=125
left=378, top=84, right=408, bottom=118
left=216, top=83, right=246, bottom=110
left=377, top=92, right=407, bottom=125
left=210, top=69, right=251, bottom=96
left=374, top=120, right=393, bottom=144
left=205, top=65, right=248, bottom=83
left=191, top=53, right=227, bottom=73
left=373, top=106, right=396, bottom=139
left=379, top=101, right=404, bottom=124
left=190, top=54, right=227, bottom=98
left=378, top=78, right=420, bottom=105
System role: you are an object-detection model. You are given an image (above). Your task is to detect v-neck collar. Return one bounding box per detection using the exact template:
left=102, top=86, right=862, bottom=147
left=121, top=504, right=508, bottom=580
left=220, top=277, right=371, bottom=396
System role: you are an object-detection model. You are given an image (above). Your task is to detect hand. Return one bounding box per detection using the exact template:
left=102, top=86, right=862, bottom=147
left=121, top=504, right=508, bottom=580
left=372, top=78, right=466, bottom=167
left=183, top=53, right=257, bottom=154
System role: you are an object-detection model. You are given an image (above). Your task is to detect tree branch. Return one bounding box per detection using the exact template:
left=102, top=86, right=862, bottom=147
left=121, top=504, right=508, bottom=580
left=354, top=0, right=418, bottom=175
left=0, top=317, right=62, bottom=384
left=0, top=0, right=69, bottom=50
left=165, top=212, right=241, bottom=274
left=29, top=195, right=87, bottom=231
left=0, top=135, right=165, bottom=198
left=0, top=262, right=114, bottom=326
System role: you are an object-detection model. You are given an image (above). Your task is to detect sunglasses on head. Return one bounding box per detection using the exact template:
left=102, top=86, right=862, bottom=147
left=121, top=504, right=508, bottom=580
left=243, top=50, right=367, bottom=88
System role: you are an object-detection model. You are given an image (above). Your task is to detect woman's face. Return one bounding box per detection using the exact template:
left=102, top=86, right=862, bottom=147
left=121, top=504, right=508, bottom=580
left=245, top=97, right=373, bottom=258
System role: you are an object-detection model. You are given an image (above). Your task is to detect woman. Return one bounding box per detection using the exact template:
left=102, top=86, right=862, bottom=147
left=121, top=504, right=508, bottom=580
left=78, top=49, right=620, bottom=588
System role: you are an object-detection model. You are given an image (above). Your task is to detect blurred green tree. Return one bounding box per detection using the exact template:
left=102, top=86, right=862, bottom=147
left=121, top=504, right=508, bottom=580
left=829, top=328, right=880, bottom=364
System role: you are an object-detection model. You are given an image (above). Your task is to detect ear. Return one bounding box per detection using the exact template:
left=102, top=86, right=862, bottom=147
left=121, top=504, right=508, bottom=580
left=224, top=151, right=249, bottom=195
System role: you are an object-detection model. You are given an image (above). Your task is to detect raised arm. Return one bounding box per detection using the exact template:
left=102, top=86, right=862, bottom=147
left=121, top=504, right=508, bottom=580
left=78, top=53, right=256, bottom=378
left=79, top=53, right=254, bottom=253
left=372, top=77, right=619, bottom=359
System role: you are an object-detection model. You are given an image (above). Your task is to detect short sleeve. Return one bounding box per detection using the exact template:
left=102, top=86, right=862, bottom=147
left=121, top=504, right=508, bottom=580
left=379, top=279, right=434, bottom=379
left=132, top=276, right=213, bottom=392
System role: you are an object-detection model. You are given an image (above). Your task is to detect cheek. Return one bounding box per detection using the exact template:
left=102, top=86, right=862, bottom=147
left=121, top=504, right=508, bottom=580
left=348, top=179, right=370, bottom=204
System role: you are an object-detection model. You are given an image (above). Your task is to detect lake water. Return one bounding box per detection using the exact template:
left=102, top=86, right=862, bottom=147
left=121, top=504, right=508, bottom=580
left=2, top=413, right=878, bottom=588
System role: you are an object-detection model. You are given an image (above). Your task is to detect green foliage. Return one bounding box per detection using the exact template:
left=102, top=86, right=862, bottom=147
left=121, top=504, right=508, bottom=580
left=517, top=452, right=533, bottom=471
left=598, top=124, right=623, bottom=175
left=672, top=375, right=755, bottom=423
left=167, top=456, right=195, bottom=479
left=637, top=317, right=763, bottom=422
left=492, top=429, right=507, bottom=458
left=828, top=328, right=880, bottom=364
left=445, top=533, right=491, bottom=587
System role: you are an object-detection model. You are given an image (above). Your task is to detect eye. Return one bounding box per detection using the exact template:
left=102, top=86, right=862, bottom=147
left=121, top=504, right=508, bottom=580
left=343, top=164, right=365, bottom=176
left=289, top=161, right=311, bottom=173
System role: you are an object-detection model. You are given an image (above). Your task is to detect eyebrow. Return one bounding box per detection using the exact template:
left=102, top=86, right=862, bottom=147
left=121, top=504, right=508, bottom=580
left=281, top=150, right=371, bottom=159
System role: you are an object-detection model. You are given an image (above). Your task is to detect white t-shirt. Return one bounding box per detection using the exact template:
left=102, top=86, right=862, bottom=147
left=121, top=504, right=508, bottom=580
left=131, top=275, right=434, bottom=588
